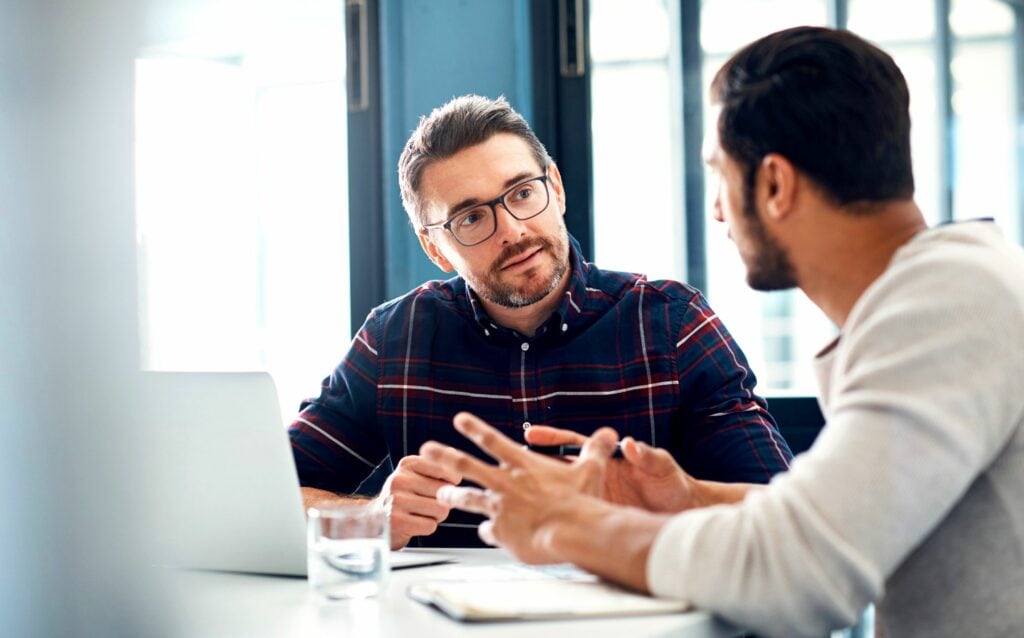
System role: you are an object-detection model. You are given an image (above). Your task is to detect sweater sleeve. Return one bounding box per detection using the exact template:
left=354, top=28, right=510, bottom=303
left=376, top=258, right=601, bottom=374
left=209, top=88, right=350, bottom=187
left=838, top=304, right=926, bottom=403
left=646, top=247, right=1024, bottom=637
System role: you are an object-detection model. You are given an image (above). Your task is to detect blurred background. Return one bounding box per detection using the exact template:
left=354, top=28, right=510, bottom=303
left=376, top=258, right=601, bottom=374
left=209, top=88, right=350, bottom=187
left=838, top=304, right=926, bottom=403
left=3, top=1, right=1022, bottom=633
left=129, top=0, right=1024, bottom=414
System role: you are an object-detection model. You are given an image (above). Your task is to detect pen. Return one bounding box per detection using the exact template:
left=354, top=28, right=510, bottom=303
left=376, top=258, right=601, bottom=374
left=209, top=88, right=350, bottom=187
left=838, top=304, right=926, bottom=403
left=526, top=443, right=625, bottom=459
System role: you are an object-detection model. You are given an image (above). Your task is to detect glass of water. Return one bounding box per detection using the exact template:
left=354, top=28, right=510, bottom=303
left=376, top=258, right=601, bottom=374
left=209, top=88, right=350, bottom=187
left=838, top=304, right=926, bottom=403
left=307, top=502, right=390, bottom=600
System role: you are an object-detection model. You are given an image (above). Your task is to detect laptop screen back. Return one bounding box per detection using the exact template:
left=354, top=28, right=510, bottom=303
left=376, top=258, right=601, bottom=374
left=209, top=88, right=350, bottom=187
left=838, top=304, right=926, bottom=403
left=141, top=371, right=307, bottom=576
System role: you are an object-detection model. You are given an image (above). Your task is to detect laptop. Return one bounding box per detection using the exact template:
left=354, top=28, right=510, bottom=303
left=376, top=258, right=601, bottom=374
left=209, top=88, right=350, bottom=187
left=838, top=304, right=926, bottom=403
left=139, top=371, right=456, bottom=576
left=141, top=371, right=308, bottom=576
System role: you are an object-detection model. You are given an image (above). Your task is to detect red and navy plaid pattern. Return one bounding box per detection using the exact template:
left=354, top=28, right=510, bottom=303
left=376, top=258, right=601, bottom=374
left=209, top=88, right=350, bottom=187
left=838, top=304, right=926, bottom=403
left=289, top=237, right=792, bottom=546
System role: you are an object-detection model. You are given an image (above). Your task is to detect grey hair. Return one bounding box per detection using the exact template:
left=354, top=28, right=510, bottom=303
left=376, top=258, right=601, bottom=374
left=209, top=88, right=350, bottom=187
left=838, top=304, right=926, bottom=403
left=398, top=94, right=552, bottom=228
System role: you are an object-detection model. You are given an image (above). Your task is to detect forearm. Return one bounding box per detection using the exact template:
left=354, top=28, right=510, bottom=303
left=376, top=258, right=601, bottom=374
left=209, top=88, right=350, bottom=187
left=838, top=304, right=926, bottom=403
left=545, top=497, right=672, bottom=593
left=300, top=486, right=372, bottom=513
left=538, top=481, right=758, bottom=591
left=691, top=480, right=761, bottom=508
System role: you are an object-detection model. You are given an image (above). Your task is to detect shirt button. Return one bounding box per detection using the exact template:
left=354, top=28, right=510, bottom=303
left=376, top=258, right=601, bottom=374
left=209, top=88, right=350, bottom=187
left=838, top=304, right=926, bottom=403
left=561, top=323, right=568, bottom=332
left=520, top=342, right=530, bottom=352
left=522, top=421, right=531, bottom=430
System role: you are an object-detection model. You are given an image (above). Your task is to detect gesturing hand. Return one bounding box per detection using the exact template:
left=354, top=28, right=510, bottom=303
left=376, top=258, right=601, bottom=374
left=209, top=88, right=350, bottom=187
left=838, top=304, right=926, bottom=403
left=419, top=412, right=619, bottom=564
left=525, top=425, right=700, bottom=513
left=375, top=455, right=462, bottom=549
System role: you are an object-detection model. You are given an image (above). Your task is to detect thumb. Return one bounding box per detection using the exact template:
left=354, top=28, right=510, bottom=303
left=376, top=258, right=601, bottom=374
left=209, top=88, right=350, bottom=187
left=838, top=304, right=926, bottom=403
left=579, top=427, right=619, bottom=462
left=622, top=437, right=679, bottom=477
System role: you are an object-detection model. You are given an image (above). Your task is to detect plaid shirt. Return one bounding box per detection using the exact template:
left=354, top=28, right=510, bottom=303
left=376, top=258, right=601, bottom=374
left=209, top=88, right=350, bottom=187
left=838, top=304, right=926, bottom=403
left=289, top=237, right=792, bottom=546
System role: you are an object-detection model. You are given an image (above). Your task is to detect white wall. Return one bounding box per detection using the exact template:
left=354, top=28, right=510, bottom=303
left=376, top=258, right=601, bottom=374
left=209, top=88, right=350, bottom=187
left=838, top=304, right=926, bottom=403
left=1, top=1, right=167, bottom=634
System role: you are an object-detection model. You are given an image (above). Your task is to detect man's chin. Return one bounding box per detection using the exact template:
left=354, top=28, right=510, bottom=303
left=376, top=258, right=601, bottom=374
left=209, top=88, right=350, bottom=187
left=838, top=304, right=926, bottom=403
left=485, top=269, right=564, bottom=308
left=486, top=284, right=553, bottom=309
left=746, top=271, right=798, bottom=292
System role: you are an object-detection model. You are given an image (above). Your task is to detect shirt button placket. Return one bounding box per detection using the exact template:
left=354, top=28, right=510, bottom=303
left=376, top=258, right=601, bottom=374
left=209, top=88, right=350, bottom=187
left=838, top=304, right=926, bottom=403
left=518, top=342, right=531, bottom=438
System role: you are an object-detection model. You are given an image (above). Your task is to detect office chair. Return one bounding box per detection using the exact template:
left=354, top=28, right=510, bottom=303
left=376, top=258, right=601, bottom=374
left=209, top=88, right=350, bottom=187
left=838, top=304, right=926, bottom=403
left=765, top=395, right=826, bottom=455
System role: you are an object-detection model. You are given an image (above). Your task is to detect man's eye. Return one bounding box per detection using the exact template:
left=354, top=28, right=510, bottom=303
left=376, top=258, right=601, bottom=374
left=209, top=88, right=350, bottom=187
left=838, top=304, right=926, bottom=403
left=511, top=186, right=534, bottom=202
left=457, top=210, right=486, bottom=227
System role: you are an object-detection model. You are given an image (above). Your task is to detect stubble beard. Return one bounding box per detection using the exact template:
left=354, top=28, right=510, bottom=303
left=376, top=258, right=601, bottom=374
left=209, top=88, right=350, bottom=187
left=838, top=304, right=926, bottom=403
left=742, top=190, right=798, bottom=292
left=474, top=234, right=569, bottom=309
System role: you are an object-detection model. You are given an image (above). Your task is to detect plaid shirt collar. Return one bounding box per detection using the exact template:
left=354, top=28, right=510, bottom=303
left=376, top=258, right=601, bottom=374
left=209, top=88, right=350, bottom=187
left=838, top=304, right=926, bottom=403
left=459, top=234, right=590, bottom=341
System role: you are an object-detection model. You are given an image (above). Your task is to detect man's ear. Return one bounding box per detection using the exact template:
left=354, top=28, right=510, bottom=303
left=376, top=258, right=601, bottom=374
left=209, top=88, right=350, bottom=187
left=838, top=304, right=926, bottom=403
left=417, top=230, right=455, bottom=273
left=546, top=162, right=567, bottom=216
left=759, top=153, right=798, bottom=222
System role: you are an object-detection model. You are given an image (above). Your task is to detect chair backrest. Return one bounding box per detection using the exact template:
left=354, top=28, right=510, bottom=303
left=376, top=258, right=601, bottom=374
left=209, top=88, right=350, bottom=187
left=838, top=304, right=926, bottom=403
left=765, top=396, right=826, bottom=456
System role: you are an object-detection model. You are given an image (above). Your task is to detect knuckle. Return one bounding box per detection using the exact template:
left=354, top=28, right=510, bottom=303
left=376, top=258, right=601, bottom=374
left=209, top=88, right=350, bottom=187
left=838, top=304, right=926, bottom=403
left=391, top=492, right=412, bottom=510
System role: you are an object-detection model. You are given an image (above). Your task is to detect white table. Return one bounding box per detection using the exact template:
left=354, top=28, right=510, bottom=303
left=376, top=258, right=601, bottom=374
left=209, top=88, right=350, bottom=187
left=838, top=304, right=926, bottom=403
left=158, top=548, right=743, bottom=637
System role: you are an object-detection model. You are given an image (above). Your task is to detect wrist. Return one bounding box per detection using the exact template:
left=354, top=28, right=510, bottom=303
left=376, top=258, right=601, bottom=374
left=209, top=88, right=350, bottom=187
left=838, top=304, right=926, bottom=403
left=691, top=479, right=759, bottom=507
left=544, top=498, right=668, bottom=593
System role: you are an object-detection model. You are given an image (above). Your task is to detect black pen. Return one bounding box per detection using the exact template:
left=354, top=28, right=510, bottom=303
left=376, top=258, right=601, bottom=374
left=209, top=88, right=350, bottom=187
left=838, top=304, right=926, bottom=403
left=526, top=443, right=625, bottom=459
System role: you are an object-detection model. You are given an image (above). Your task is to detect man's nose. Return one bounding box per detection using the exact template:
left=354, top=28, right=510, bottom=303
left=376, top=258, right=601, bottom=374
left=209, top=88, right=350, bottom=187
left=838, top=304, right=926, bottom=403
left=711, top=196, right=724, bottom=223
left=494, top=204, right=529, bottom=243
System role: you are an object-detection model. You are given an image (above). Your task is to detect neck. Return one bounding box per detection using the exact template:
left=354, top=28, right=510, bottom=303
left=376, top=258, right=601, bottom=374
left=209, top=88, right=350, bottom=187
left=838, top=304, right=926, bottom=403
left=477, top=269, right=572, bottom=337
left=792, top=199, right=927, bottom=328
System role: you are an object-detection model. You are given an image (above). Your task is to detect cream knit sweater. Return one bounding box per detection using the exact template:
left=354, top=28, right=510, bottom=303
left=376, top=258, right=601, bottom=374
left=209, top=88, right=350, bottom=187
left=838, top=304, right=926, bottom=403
left=647, top=222, right=1024, bottom=637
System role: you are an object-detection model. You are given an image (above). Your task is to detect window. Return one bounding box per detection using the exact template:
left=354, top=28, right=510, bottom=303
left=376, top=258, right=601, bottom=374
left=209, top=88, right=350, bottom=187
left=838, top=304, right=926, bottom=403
left=590, top=0, right=1023, bottom=394
left=590, top=0, right=683, bottom=281
left=135, top=1, right=349, bottom=422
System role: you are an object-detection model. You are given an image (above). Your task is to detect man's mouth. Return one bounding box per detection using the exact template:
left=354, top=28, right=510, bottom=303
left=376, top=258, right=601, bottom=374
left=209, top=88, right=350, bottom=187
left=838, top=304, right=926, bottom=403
left=500, top=246, right=544, bottom=271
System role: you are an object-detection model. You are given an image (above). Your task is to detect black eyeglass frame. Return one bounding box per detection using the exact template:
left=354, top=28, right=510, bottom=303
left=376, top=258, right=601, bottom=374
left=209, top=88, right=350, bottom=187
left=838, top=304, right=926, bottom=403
left=421, top=173, right=552, bottom=247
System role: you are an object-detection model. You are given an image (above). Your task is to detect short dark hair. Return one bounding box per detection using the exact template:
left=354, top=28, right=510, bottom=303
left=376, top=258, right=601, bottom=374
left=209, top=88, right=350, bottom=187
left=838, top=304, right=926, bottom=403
left=710, top=26, right=914, bottom=208
left=398, top=94, right=552, bottom=227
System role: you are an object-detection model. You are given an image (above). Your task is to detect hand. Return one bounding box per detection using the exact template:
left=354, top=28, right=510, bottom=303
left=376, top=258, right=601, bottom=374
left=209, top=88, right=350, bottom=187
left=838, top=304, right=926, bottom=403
left=375, top=455, right=462, bottom=549
left=525, top=425, right=700, bottom=513
left=419, top=412, right=620, bottom=564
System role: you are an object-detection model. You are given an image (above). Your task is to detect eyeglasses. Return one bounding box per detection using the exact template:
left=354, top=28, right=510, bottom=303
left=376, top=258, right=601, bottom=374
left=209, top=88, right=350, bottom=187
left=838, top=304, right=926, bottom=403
left=422, top=174, right=551, bottom=247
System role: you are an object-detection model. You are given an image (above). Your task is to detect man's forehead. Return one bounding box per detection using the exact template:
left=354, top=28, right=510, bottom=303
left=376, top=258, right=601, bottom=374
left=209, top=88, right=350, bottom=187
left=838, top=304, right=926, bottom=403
left=421, top=134, right=542, bottom=213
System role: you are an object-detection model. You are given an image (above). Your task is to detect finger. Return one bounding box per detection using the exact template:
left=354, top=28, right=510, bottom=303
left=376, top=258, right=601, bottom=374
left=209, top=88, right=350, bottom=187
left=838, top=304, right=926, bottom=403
left=579, top=426, right=619, bottom=462
left=419, top=440, right=509, bottom=490
left=397, top=454, right=462, bottom=486
left=478, top=519, right=498, bottom=547
left=523, top=425, right=588, bottom=447
left=391, top=490, right=450, bottom=521
left=387, top=464, right=460, bottom=499
left=436, top=485, right=498, bottom=516
left=452, top=412, right=527, bottom=464
left=453, top=412, right=530, bottom=465
left=390, top=510, right=441, bottom=539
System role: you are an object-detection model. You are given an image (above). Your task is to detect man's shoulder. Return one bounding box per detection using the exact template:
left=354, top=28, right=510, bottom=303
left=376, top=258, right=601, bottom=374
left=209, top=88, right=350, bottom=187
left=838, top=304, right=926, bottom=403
left=584, top=262, right=703, bottom=306
left=884, top=222, right=1024, bottom=301
left=368, top=277, right=467, bottom=323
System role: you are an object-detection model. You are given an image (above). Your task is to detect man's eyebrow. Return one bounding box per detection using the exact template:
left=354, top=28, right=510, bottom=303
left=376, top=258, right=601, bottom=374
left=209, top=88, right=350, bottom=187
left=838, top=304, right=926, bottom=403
left=446, top=171, right=538, bottom=217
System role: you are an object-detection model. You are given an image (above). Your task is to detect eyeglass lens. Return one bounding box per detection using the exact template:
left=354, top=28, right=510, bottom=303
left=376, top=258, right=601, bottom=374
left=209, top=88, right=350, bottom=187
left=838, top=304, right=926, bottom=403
left=450, top=177, right=549, bottom=246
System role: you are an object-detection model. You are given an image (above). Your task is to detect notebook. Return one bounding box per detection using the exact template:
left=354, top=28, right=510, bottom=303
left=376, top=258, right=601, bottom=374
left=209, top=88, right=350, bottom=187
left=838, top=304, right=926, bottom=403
left=407, top=563, right=690, bottom=621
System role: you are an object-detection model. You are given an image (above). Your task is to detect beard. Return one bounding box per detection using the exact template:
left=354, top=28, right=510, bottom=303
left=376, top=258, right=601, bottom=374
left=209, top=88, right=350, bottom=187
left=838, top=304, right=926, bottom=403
left=470, top=233, right=570, bottom=309
left=742, top=190, right=798, bottom=291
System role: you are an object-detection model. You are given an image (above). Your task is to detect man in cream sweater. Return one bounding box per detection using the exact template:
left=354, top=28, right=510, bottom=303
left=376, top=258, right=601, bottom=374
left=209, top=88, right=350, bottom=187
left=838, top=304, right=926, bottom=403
left=420, top=26, right=1024, bottom=637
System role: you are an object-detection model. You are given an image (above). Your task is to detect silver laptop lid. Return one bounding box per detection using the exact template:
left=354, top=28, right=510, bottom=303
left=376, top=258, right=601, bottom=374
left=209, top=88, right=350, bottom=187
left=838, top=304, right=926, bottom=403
left=141, top=371, right=306, bottom=576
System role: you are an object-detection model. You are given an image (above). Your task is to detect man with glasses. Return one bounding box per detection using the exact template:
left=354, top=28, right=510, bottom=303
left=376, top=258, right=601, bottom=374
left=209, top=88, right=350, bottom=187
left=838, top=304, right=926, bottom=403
left=288, top=95, right=791, bottom=549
